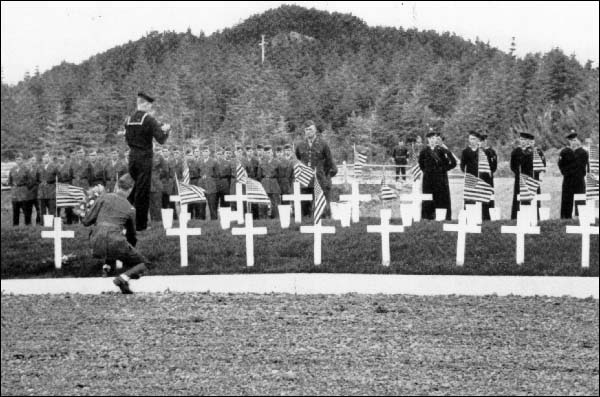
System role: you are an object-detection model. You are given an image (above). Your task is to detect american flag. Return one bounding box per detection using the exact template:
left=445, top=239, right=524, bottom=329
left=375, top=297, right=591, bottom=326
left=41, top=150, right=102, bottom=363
left=354, top=146, right=367, bottom=176
left=463, top=173, right=494, bottom=203
left=533, top=148, right=546, bottom=172
left=246, top=178, right=271, bottom=204
left=235, top=162, right=248, bottom=184
left=586, top=173, right=599, bottom=200
left=380, top=177, right=397, bottom=201
left=56, top=183, right=86, bottom=208
left=519, top=174, right=540, bottom=202
left=589, top=145, right=599, bottom=175
left=182, top=159, right=190, bottom=184
left=409, top=163, right=422, bottom=181
left=176, top=178, right=206, bottom=205
left=293, top=162, right=314, bottom=187
left=478, top=148, right=491, bottom=175
left=313, top=177, right=327, bottom=224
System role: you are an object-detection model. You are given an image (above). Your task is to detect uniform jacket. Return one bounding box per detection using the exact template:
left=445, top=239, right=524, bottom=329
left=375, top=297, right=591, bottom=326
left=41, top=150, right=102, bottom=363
left=8, top=164, right=33, bottom=202
left=294, top=137, right=337, bottom=189
left=258, top=158, right=281, bottom=194
left=125, top=111, right=169, bottom=154
left=37, top=163, right=59, bottom=199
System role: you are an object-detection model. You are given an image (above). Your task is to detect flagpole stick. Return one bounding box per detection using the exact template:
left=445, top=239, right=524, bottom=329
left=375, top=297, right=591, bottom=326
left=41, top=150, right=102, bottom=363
left=55, top=175, right=58, bottom=217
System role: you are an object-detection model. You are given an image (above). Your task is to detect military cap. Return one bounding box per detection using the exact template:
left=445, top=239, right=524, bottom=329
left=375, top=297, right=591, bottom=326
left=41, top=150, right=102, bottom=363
left=216, top=148, right=224, bottom=154
left=235, top=145, right=243, bottom=151
left=117, top=173, right=135, bottom=190
left=425, top=129, right=436, bottom=138
left=15, top=152, right=24, bottom=159
left=275, top=146, right=283, bottom=153
left=256, top=144, right=264, bottom=150
left=519, top=131, right=534, bottom=140
left=565, top=129, right=578, bottom=140
left=283, top=144, right=292, bottom=150
left=468, top=130, right=482, bottom=140
left=185, top=148, right=193, bottom=155
left=245, top=145, right=253, bottom=151
left=479, top=131, right=488, bottom=139
left=303, top=120, right=316, bottom=129
left=263, top=145, right=272, bottom=151
left=224, top=147, right=233, bottom=153
left=137, top=92, right=155, bottom=103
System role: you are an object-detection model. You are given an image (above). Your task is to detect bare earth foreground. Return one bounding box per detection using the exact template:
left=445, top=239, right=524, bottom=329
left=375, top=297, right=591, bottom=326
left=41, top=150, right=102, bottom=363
left=1, top=293, right=598, bottom=395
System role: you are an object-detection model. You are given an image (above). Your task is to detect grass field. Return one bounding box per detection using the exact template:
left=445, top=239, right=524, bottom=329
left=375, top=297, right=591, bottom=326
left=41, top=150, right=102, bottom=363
left=1, top=293, right=598, bottom=395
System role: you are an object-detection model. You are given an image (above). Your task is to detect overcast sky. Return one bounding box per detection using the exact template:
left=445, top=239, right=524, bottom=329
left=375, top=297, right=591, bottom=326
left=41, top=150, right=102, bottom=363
left=1, top=1, right=598, bottom=85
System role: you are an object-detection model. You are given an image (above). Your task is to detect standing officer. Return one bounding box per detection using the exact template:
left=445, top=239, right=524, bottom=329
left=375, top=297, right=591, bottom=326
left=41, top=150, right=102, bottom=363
left=278, top=144, right=294, bottom=204
left=258, top=145, right=281, bottom=219
left=27, top=153, right=42, bottom=225
left=187, top=147, right=202, bottom=219
left=72, top=147, right=92, bottom=190
left=123, top=92, right=170, bottom=231
left=510, top=131, right=546, bottom=219
left=229, top=145, right=250, bottom=214
left=55, top=151, right=76, bottom=224
left=199, top=146, right=218, bottom=220
left=37, top=150, right=59, bottom=218
left=294, top=120, right=337, bottom=218
left=246, top=145, right=260, bottom=219
left=89, top=149, right=107, bottom=187
left=9, top=152, right=34, bottom=226
left=391, top=139, right=409, bottom=182
left=479, top=131, right=498, bottom=220
left=419, top=129, right=457, bottom=220
left=215, top=148, right=231, bottom=208
left=558, top=129, right=588, bottom=219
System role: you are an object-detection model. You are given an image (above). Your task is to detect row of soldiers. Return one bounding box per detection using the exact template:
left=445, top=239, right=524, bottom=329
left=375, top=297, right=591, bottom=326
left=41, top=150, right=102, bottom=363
left=8, top=143, right=303, bottom=226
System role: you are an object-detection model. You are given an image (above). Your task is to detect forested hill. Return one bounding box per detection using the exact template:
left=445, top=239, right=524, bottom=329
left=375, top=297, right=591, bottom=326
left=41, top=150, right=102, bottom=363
left=1, top=5, right=598, bottom=160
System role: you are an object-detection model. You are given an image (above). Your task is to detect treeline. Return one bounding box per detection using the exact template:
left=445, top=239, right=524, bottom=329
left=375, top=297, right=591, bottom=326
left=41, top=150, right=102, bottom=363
left=1, top=5, right=598, bottom=162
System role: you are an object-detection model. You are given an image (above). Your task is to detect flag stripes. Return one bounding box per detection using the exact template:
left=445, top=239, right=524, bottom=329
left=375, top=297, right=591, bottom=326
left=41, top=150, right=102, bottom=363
left=236, top=163, right=248, bottom=184
left=586, top=173, right=599, bottom=200
left=354, top=146, right=367, bottom=176
left=182, top=160, right=190, bottom=184
left=533, top=149, right=546, bottom=172
left=56, top=183, right=86, bottom=208
left=293, top=162, right=314, bottom=187
left=463, top=173, right=494, bottom=203
left=177, top=180, right=206, bottom=205
left=246, top=178, right=271, bottom=204
left=380, top=178, right=397, bottom=201
left=590, top=145, right=599, bottom=175
left=478, top=148, right=491, bottom=175
left=519, top=174, right=540, bottom=202
left=313, top=177, right=327, bottom=224
left=409, top=163, right=422, bottom=181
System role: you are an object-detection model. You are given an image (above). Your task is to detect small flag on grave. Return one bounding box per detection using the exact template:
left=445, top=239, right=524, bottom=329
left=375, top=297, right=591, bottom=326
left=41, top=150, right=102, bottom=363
left=177, top=178, right=206, bottom=205
left=589, top=145, right=599, bottom=175
left=533, top=149, right=546, bottom=172
left=464, top=173, right=494, bottom=202
left=380, top=177, right=398, bottom=201
left=519, top=174, right=540, bottom=202
left=586, top=173, right=599, bottom=200
left=354, top=146, right=367, bottom=176
left=409, top=163, right=422, bottom=181
left=182, top=159, right=190, bottom=184
left=313, top=177, right=327, bottom=224
left=235, top=163, right=248, bottom=184
left=293, top=162, right=314, bottom=187
left=478, top=148, right=491, bottom=175
left=56, top=183, right=86, bottom=207
left=246, top=178, right=271, bottom=204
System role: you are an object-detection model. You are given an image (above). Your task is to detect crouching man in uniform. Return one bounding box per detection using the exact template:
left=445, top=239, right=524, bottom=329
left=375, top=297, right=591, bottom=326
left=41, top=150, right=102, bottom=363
left=81, top=173, right=152, bottom=294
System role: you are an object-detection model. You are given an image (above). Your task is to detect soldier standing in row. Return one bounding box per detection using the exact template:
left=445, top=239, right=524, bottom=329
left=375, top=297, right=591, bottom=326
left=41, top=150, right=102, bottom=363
left=391, top=139, right=409, bottom=182
left=246, top=145, right=260, bottom=219
left=89, top=149, right=106, bottom=187
left=124, top=92, right=170, bottom=231
left=27, top=153, right=42, bottom=225
left=72, top=147, right=92, bottom=190
left=105, top=148, right=127, bottom=192
left=419, top=129, right=457, bottom=220
left=479, top=131, right=498, bottom=220
left=199, top=146, right=218, bottom=220
left=215, top=148, right=231, bottom=208
left=295, top=120, right=337, bottom=218
left=55, top=151, right=76, bottom=224
left=278, top=144, right=294, bottom=206
left=187, top=147, right=202, bottom=219
left=510, top=131, right=546, bottom=219
left=9, top=152, right=34, bottom=226
left=258, top=145, right=281, bottom=219
left=37, top=151, right=59, bottom=218
left=229, top=145, right=250, bottom=214
left=558, top=129, right=588, bottom=219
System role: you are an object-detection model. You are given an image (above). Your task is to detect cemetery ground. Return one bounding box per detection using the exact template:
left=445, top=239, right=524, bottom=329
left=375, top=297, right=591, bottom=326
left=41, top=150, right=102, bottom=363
left=1, top=180, right=598, bottom=279
left=1, top=292, right=598, bottom=395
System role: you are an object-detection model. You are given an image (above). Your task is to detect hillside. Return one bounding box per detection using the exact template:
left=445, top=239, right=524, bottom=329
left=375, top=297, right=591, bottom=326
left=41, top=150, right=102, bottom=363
left=1, top=4, right=598, bottom=160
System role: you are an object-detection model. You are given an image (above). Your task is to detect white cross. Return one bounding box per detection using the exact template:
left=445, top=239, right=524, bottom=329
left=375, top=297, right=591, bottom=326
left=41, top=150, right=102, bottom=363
left=566, top=217, right=599, bottom=268
left=443, top=211, right=481, bottom=266
left=300, top=221, right=336, bottom=265
left=231, top=213, right=268, bottom=267
left=41, top=217, right=74, bottom=269
left=282, top=182, right=312, bottom=224
left=517, top=193, right=550, bottom=225
left=366, top=209, right=404, bottom=266
left=225, top=182, right=248, bottom=224
left=170, top=194, right=189, bottom=221
left=465, top=202, right=482, bottom=225
left=165, top=210, right=201, bottom=267
left=339, top=180, right=371, bottom=223
left=400, top=186, right=432, bottom=222
left=501, top=211, right=540, bottom=265
left=574, top=194, right=599, bottom=221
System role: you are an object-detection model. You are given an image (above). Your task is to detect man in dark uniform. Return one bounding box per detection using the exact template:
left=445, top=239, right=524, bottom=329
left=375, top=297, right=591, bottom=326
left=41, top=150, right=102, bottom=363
left=55, top=151, right=76, bottom=224
left=278, top=144, right=294, bottom=205
left=37, top=151, right=59, bottom=218
left=81, top=173, right=151, bottom=294
left=510, top=132, right=546, bottom=219
left=215, top=148, right=231, bottom=208
left=258, top=145, right=281, bottom=219
left=391, top=140, right=409, bottom=182
left=419, top=129, right=457, bottom=220
left=229, top=145, right=249, bottom=214
left=187, top=147, right=202, bottom=219
left=294, top=120, right=337, bottom=218
left=558, top=129, right=589, bottom=219
left=89, top=149, right=107, bottom=187
left=123, top=92, right=170, bottom=231
left=199, top=146, right=218, bottom=220
left=9, top=152, right=34, bottom=226
left=479, top=131, right=498, bottom=220
left=72, top=147, right=92, bottom=190
left=246, top=145, right=260, bottom=219
left=27, top=153, right=42, bottom=225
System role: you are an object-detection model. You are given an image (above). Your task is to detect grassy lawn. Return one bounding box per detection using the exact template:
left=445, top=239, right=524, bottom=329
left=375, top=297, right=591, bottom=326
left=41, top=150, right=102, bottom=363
left=1, top=293, right=598, bottom=395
